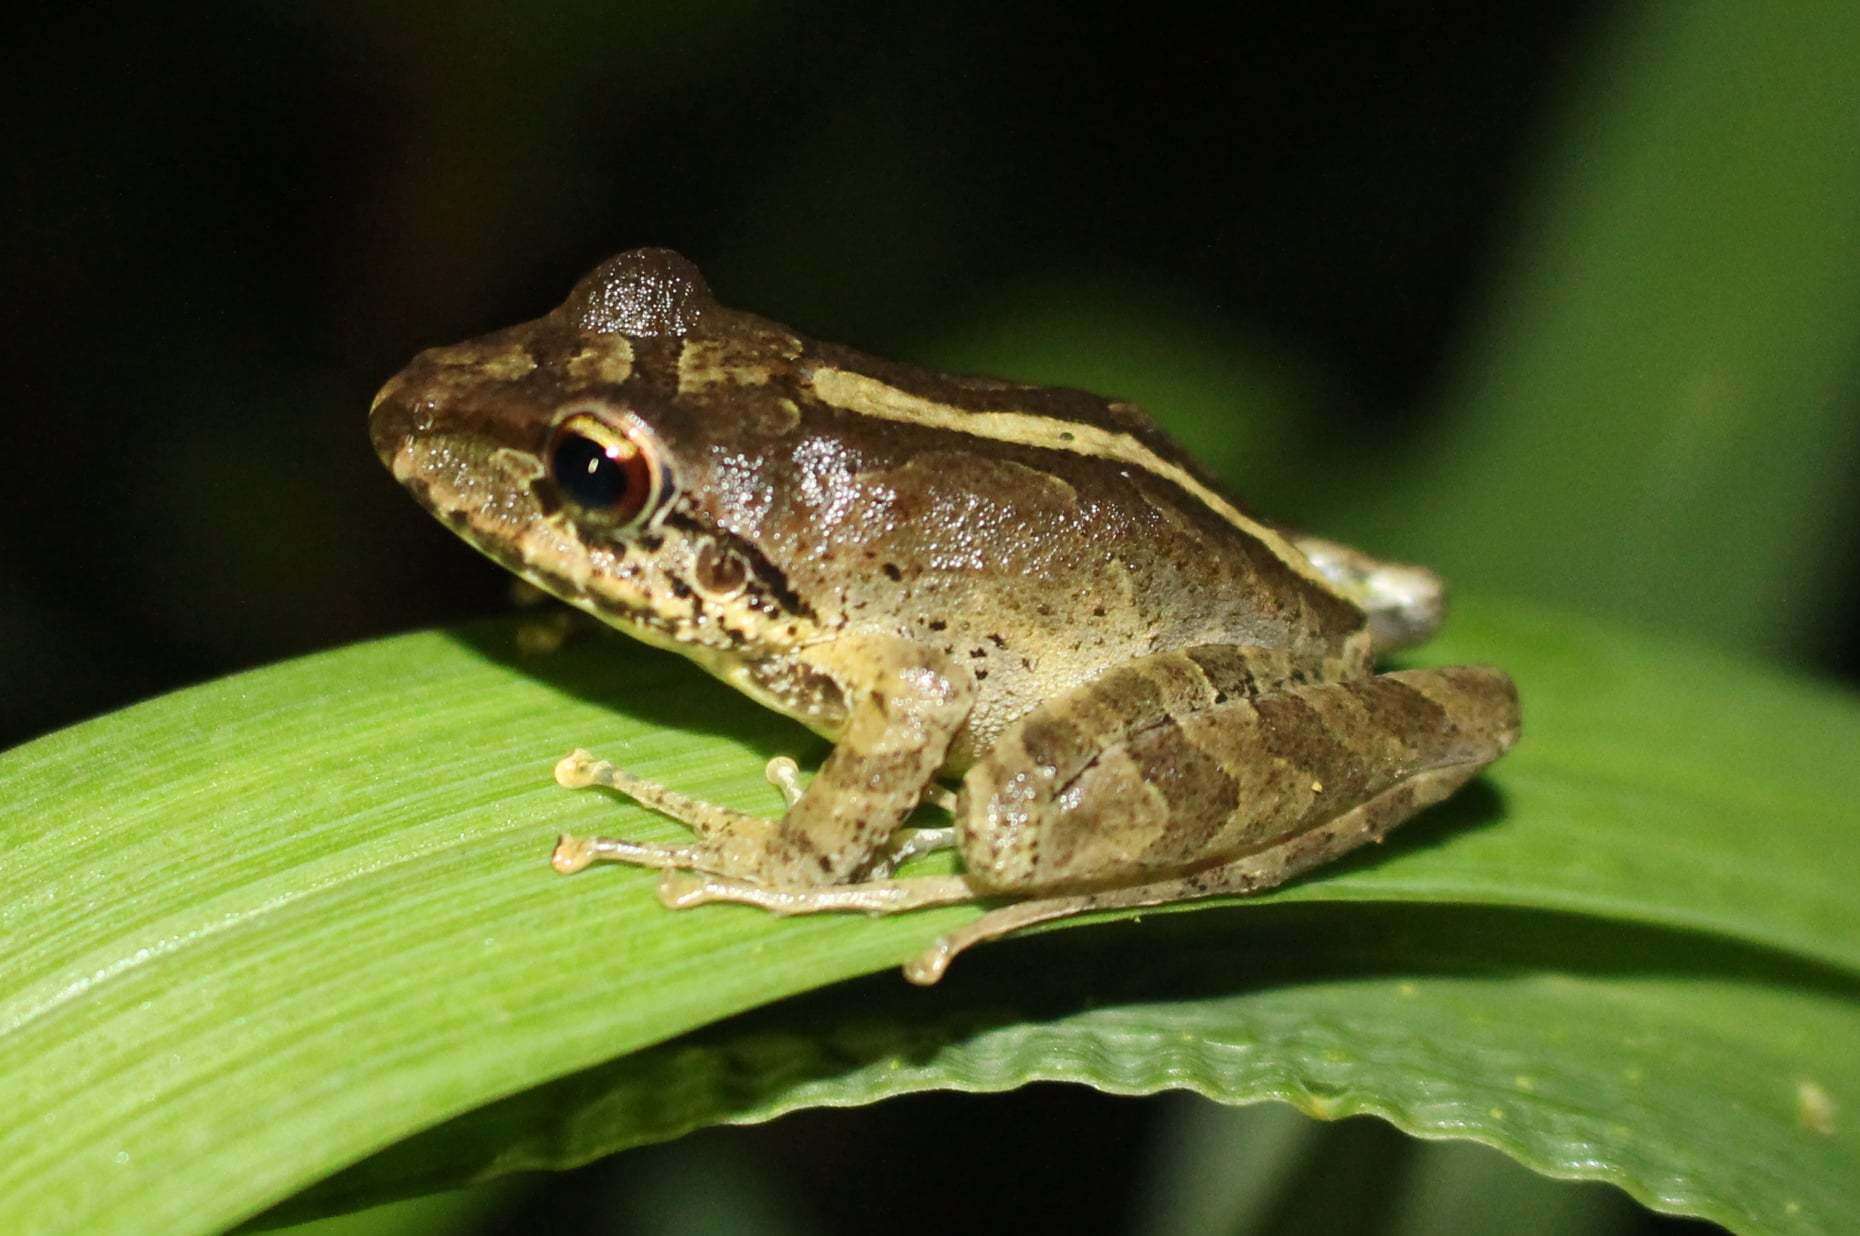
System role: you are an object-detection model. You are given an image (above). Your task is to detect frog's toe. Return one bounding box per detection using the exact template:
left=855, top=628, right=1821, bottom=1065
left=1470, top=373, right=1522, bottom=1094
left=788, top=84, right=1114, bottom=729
left=551, top=833, right=595, bottom=874
left=554, top=746, right=777, bottom=842
left=763, top=756, right=807, bottom=808
left=903, top=938, right=955, bottom=986
left=549, top=833, right=708, bottom=874
left=554, top=748, right=603, bottom=789
left=660, top=870, right=792, bottom=908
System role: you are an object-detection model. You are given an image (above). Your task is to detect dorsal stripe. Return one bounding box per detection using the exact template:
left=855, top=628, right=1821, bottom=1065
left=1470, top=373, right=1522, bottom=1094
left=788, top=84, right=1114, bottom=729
left=805, top=365, right=1344, bottom=600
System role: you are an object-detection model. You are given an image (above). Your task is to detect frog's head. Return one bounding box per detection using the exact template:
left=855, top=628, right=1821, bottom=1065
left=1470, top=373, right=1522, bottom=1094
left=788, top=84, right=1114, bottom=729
left=369, top=249, right=822, bottom=662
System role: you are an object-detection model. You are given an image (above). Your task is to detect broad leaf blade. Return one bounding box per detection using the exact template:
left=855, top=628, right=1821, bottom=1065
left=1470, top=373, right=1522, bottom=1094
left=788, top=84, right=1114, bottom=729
left=2, top=600, right=1857, bottom=1234
left=278, top=905, right=1860, bottom=1235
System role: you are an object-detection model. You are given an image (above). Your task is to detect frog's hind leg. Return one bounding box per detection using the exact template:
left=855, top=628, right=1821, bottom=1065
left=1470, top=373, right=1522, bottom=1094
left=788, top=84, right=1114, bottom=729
left=903, top=755, right=1490, bottom=984
left=1290, top=534, right=1446, bottom=654
left=904, top=663, right=1520, bottom=982
left=659, top=870, right=980, bottom=915
left=597, top=662, right=1518, bottom=983
left=657, top=750, right=1490, bottom=984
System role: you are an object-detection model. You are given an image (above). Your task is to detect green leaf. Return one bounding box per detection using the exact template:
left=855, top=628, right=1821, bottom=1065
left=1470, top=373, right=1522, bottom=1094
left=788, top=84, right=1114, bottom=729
left=278, top=903, right=1860, bottom=1235
left=3, top=601, right=1857, bottom=1235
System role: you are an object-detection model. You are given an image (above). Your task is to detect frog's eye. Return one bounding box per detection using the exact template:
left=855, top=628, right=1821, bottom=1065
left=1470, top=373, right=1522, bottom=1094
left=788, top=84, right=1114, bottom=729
left=547, top=412, right=663, bottom=528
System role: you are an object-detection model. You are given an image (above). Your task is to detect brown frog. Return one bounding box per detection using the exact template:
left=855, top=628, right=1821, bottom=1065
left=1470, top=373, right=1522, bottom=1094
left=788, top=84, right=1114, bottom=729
left=370, top=249, right=1519, bottom=983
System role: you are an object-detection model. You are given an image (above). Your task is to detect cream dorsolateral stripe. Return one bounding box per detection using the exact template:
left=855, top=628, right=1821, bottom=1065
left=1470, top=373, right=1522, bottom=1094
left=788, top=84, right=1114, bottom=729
left=805, top=364, right=1343, bottom=598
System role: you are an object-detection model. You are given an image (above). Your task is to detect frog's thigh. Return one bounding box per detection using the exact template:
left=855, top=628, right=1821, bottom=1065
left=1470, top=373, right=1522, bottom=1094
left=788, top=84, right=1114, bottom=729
left=909, top=666, right=1518, bottom=981
left=955, top=642, right=1339, bottom=878
left=961, top=663, right=1520, bottom=895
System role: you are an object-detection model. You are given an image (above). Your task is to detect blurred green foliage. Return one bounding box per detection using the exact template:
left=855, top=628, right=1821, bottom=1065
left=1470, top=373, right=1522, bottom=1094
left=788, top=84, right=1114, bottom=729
left=1350, top=3, right=1860, bottom=664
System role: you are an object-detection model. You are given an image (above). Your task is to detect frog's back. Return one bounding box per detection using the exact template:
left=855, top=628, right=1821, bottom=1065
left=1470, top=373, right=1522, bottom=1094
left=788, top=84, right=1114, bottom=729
left=795, top=336, right=1356, bottom=604
left=808, top=338, right=1226, bottom=490
left=682, top=329, right=1373, bottom=753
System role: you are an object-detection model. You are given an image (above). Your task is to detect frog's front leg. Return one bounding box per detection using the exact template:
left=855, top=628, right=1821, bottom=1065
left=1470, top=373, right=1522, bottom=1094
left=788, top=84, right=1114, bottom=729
left=553, top=635, right=974, bottom=886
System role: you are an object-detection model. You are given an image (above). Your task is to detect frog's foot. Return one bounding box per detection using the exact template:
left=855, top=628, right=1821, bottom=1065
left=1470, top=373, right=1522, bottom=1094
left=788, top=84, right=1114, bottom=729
left=553, top=747, right=782, bottom=879
left=658, top=870, right=977, bottom=915
left=550, top=828, right=788, bottom=881
left=555, top=748, right=772, bottom=842
left=653, top=865, right=1044, bottom=984
left=651, top=868, right=1041, bottom=985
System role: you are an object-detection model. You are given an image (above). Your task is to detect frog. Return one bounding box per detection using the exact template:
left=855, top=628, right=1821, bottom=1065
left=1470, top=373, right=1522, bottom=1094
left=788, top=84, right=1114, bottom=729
left=370, top=248, right=1520, bottom=984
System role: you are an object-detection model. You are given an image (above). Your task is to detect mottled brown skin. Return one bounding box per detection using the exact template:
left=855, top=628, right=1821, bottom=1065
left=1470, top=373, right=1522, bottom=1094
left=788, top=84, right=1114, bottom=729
left=371, top=248, right=1520, bottom=983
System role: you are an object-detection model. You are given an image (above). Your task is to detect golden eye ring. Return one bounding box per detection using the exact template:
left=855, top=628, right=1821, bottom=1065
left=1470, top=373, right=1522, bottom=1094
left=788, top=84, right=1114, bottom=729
left=545, top=410, right=664, bottom=528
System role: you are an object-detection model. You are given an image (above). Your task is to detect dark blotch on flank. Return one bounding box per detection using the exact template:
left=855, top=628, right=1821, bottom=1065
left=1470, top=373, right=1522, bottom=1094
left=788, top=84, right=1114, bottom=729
left=1185, top=645, right=1261, bottom=699
left=1356, top=676, right=1451, bottom=746
left=1129, top=719, right=1238, bottom=864
left=1016, top=714, right=1089, bottom=778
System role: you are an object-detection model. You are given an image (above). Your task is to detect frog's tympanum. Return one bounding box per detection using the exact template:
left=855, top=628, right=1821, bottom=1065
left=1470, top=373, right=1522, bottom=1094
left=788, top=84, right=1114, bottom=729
left=371, top=249, right=1519, bottom=983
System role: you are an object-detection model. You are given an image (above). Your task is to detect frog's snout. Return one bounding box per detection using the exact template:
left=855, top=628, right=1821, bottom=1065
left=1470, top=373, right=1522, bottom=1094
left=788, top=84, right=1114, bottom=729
left=367, top=378, right=431, bottom=470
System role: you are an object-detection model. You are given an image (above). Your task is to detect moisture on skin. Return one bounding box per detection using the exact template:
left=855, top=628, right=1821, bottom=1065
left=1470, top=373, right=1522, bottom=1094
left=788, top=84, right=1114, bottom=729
left=372, top=248, right=1520, bottom=983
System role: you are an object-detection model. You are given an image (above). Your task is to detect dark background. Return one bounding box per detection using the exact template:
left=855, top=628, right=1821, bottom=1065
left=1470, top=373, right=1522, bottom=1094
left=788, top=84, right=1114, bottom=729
left=0, top=2, right=1591, bottom=748
left=8, top=2, right=1856, bottom=752
left=6, top=3, right=1852, bottom=1233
